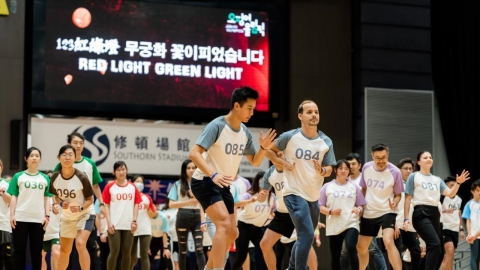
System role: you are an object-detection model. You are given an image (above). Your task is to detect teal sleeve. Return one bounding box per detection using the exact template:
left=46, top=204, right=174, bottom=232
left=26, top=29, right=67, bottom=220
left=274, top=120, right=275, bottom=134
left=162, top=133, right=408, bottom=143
left=167, top=182, right=180, bottom=201
left=405, top=173, right=416, bottom=196
left=462, top=200, right=472, bottom=219
left=161, top=212, right=170, bottom=232
left=6, top=173, right=20, bottom=196
left=233, top=186, right=240, bottom=203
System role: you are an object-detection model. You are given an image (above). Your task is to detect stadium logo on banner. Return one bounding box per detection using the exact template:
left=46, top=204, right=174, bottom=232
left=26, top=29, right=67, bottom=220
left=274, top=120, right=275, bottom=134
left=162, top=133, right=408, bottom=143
left=226, top=12, right=266, bottom=37
left=73, top=126, right=110, bottom=166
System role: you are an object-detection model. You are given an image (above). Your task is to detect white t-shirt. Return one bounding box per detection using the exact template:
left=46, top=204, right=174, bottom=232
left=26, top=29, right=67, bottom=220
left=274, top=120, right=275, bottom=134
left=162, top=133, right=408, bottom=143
left=192, top=116, right=256, bottom=180
left=7, top=171, right=51, bottom=223
left=237, top=192, right=275, bottom=227
left=49, top=169, right=94, bottom=221
left=135, top=193, right=156, bottom=236
left=167, top=181, right=200, bottom=210
left=462, top=199, right=480, bottom=239
left=359, top=162, right=404, bottom=219
left=348, top=174, right=361, bottom=187
left=441, top=195, right=462, bottom=232
left=0, top=179, right=11, bottom=232
left=55, top=156, right=103, bottom=215
left=405, top=172, right=447, bottom=207
left=44, top=197, right=61, bottom=241
left=103, top=181, right=142, bottom=230
left=163, top=208, right=178, bottom=241
left=151, top=210, right=170, bottom=238
left=318, top=180, right=366, bottom=236
left=261, top=166, right=287, bottom=213
left=276, top=128, right=336, bottom=202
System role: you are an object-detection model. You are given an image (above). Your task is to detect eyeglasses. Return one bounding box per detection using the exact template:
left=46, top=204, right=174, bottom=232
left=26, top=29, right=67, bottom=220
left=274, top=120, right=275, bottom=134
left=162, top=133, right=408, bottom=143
left=401, top=167, right=413, bottom=171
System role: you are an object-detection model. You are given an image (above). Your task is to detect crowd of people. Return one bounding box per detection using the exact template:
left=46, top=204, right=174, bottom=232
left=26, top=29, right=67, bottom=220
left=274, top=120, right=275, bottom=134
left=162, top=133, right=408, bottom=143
left=0, top=86, right=477, bottom=270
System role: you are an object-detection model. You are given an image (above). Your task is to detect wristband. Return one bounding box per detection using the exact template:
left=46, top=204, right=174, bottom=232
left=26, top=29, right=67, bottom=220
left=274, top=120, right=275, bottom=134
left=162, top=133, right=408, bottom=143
left=201, top=222, right=206, bottom=225
left=456, top=181, right=461, bottom=185
left=260, top=145, right=267, bottom=151
left=211, top=173, right=218, bottom=180
left=164, top=247, right=169, bottom=249
left=329, top=209, right=332, bottom=215
left=404, top=218, right=409, bottom=222
left=79, top=206, right=84, bottom=212
left=132, top=220, right=137, bottom=223
left=60, top=201, right=64, bottom=207
left=100, top=202, right=105, bottom=207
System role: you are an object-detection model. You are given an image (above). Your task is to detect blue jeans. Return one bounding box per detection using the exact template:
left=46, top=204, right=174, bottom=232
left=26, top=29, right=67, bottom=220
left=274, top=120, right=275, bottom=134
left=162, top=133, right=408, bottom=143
left=471, top=239, right=480, bottom=270
left=370, top=238, right=387, bottom=270
left=284, top=195, right=319, bottom=270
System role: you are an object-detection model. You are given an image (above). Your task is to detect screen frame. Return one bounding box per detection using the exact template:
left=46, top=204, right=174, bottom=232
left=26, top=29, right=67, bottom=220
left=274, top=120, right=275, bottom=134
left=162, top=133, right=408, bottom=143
left=24, top=0, right=289, bottom=127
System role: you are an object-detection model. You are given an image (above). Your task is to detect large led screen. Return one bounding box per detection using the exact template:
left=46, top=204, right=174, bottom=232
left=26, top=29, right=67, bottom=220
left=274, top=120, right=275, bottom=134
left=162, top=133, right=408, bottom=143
left=33, top=0, right=270, bottom=113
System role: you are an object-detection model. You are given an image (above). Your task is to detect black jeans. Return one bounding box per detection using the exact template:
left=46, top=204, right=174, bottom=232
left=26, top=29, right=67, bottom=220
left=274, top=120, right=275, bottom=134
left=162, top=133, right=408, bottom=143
left=412, top=205, right=442, bottom=270
left=176, top=208, right=205, bottom=270
left=328, top=228, right=359, bottom=270
left=149, top=236, right=173, bottom=270
left=232, top=221, right=267, bottom=270
left=12, top=221, right=44, bottom=270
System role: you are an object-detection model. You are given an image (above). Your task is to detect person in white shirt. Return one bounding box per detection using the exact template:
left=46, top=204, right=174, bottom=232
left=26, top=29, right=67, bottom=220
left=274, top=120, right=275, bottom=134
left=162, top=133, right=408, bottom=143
left=54, top=132, right=107, bottom=269
left=266, top=100, right=336, bottom=270
left=463, top=180, right=480, bottom=270
left=232, top=171, right=275, bottom=270
left=168, top=159, right=207, bottom=270
left=189, top=87, right=276, bottom=270
left=440, top=175, right=464, bottom=270
left=0, top=158, right=13, bottom=269
left=404, top=151, right=469, bottom=270
left=41, top=197, right=61, bottom=270
left=343, top=153, right=387, bottom=270
left=49, top=145, right=95, bottom=270
left=7, top=147, right=52, bottom=270
left=130, top=175, right=158, bottom=270
left=356, top=144, right=404, bottom=270
left=319, top=159, right=366, bottom=270
left=102, top=161, right=143, bottom=270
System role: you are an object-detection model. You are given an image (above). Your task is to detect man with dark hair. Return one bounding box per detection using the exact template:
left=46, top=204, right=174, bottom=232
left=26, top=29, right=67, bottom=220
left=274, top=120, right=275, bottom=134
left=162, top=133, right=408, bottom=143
left=189, top=86, right=276, bottom=270
left=357, top=144, right=404, bottom=270
left=340, top=153, right=387, bottom=270
left=266, top=100, right=336, bottom=270
left=54, top=132, right=107, bottom=270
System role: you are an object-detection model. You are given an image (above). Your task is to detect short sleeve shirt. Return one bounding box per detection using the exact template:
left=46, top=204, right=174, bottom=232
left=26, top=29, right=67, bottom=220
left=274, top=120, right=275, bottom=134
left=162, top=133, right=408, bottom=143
left=275, top=128, right=336, bottom=202
left=359, top=162, right=404, bottom=219
left=405, top=172, right=447, bottom=207
left=192, top=116, right=256, bottom=180
left=261, top=165, right=287, bottom=213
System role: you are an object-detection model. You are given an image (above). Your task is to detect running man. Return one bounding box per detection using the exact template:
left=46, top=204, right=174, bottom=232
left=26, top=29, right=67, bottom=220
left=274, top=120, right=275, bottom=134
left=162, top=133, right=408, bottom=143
left=266, top=100, right=336, bottom=270
left=189, top=86, right=276, bottom=270
left=356, top=144, right=404, bottom=270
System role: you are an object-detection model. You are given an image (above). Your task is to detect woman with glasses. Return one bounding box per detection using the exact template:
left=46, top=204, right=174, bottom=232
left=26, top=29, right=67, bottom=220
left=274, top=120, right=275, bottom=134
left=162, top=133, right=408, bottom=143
left=49, top=145, right=95, bottom=270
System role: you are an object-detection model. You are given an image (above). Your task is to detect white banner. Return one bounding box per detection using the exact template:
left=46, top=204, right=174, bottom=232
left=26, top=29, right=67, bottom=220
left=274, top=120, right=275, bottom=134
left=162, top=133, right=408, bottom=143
left=30, top=117, right=270, bottom=177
